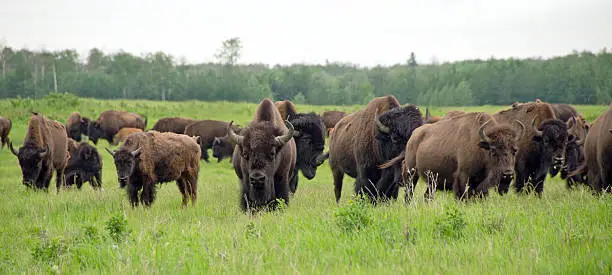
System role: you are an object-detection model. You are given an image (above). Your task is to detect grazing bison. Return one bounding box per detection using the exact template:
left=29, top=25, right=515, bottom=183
left=151, top=117, right=197, bottom=134
left=424, top=108, right=442, bottom=124
left=88, top=110, right=147, bottom=145
left=328, top=95, right=402, bottom=202
left=322, top=110, right=347, bottom=136
left=275, top=100, right=297, bottom=121
left=65, top=138, right=103, bottom=190
left=229, top=98, right=296, bottom=211
left=0, top=116, right=11, bottom=150
left=105, top=131, right=201, bottom=207
left=287, top=112, right=329, bottom=193
left=10, top=113, right=68, bottom=191
left=212, top=135, right=236, bottom=163
left=493, top=102, right=575, bottom=195
left=112, top=128, right=144, bottom=146
left=382, top=112, right=524, bottom=201
left=65, top=112, right=90, bottom=142
left=184, top=120, right=241, bottom=163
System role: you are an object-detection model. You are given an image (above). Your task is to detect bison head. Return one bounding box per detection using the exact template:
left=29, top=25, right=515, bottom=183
left=10, top=142, right=49, bottom=187
left=288, top=113, right=328, bottom=179
left=79, top=117, right=90, bottom=139
left=212, top=136, right=235, bottom=162
left=87, top=121, right=104, bottom=145
left=106, top=147, right=141, bottom=188
left=532, top=118, right=574, bottom=170
left=375, top=105, right=424, bottom=161
left=228, top=120, right=294, bottom=204
left=478, top=120, right=525, bottom=181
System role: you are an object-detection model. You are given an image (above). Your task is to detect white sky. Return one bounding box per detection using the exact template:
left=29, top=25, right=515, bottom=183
left=1, top=0, right=611, bottom=66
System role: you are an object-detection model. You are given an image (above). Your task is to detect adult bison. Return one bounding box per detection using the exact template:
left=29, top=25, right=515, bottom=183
left=112, top=128, right=144, bottom=146
left=212, top=136, right=235, bottom=163
left=65, top=112, right=90, bottom=142
left=228, top=98, right=296, bottom=211
left=275, top=100, right=297, bottom=121
left=151, top=117, right=197, bottom=134
left=105, top=130, right=201, bottom=207
left=329, top=95, right=410, bottom=202
left=550, top=104, right=590, bottom=187
left=10, top=113, right=68, bottom=191
left=88, top=110, right=147, bottom=145
left=65, top=138, right=103, bottom=190
left=0, top=116, right=11, bottom=150
left=184, top=120, right=241, bottom=163
left=493, top=102, right=575, bottom=196
left=322, top=110, right=347, bottom=136
left=383, top=112, right=524, bottom=202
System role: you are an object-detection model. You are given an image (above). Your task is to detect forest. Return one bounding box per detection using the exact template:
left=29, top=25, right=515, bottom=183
left=1, top=38, right=611, bottom=106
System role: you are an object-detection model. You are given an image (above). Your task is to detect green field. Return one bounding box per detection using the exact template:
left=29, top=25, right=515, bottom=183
left=0, top=96, right=610, bottom=274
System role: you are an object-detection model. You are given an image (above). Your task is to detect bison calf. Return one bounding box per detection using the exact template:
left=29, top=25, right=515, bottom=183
left=65, top=138, right=103, bottom=190
left=0, top=116, right=11, bottom=150
left=112, top=127, right=144, bottom=146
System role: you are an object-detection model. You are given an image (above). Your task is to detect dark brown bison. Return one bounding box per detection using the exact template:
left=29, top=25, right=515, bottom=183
left=229, top=98, right=296, bottom=211
left=322, top=110, right=347, bottom=136
left=382, top=112, right=524, bottom=202
left=286, top=112, right=328, bottom=193
left=549, top=104, right=590, bottom=187
left=329, top=95, right=403, bottom=202
left=493, top=102, right=575, bottom=195
left=424, top=108, right=442, bottom=124
left=10, top=113, right=68, bottom=191
left=275, top=100, right=297, bottom=121
left=212, top=135, right=236, bottom=163
left=184, top=120, right=241, bottom=163
left=0, top=116, right=11, bottom=150
left=105, top=130, right=201, bottom=207
left=88, top=110, right=147, bottom=145
left=65, top=138, right=103, bottom=190
left=570, top=107, right=612, bottom=193
left=111, top=128, right=144, bottom=146
left=65, top=112, right=90, bottom=142
left=151, top=117, right=197, bottom=134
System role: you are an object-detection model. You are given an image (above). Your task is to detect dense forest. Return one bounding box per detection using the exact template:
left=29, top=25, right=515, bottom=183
left=1, top=38, right=611, bottom=106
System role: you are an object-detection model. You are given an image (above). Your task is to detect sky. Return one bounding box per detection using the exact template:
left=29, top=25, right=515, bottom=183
left=0, top=0, right=611, bottom=66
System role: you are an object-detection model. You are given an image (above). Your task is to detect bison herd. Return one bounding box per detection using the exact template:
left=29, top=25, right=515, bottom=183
left=1, top=97, right=610, bottom=211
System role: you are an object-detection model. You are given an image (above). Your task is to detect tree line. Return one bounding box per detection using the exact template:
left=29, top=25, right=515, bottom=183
left=1, top=39, right=610, bottom=106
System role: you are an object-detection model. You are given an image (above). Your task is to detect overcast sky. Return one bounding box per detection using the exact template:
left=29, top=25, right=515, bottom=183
left=1, top=0, right=610, bottom=66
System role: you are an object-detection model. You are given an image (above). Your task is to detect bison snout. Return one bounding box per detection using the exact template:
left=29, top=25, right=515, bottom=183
left=249, top=171, right=267, bottom=188
left=502, top=170, right=514, bottom=179
left=22, top=180, right=34, bottom=187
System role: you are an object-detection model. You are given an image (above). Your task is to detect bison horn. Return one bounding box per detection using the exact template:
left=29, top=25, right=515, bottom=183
left=425, top=108, right=431, bottom=120
left=293, top=130, right=302, bottom=138
left=514, top=120, right=526, bottom=141
left=227, top=121, right=244, bottom=146
left=131, top=147, right=142, bottom=157
left=9, top=141, right=18, bottom=156
left=478, top=119, right=492, bottom=143
left=315, top=152, right=329, bottom=166
left=567, top=116, right=577, bottom=136
left=105, top=147, right=116, bottom=157
left=275, top=120, right=295, bottom=146
left=531, top=118, right=543, bottom=137
left=39, top=144, right=49, bottom=158
left=374, top=114, right=390, bottom=134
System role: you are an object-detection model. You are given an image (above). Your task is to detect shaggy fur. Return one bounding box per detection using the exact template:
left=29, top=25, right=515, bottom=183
left=108, top=130, right=201, bottom=207
left=10, top=113, right=68, bottom=191
left=549, top=104, right=590, bottom=186
left=65, top=112, right=90, bottom=142
left=322, top=111, right=347, bottom=136
left=275, top=100, right=297, bottom=121
left=112, top=128, right=144, bottom=146
left=287, top=112, right=327, bottom=193
left=88, top=110, right=147, bottom=144
left=65, top=138, right=103, bottom=189
left=151, top=117, right=198, bottom=134
left=184, top=120, right=240, bottom=162
left=0, top=116, right=11, bottom=150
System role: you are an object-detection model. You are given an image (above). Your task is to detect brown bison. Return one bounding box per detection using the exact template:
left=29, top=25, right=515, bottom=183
left=10, top=113, right=68, bottom=191
left=322, top=110, right=347, bottom=136
left=0, top=116, right=11, bottom=150
left=151, top=117, right=197, bottom=134
left=112, top=128, right=144, bottom=146
left=329, top=95, right=405, bottom=202
left=229, top=98, right=296, bottom=211
left=493, top=102, right=575, bottom=195
left=382, top=112, right=524, bottom=201
left=65, top=112, right=90, bottom=142
left=184, top=120, right=241, bottom=163
left=65, top=138, right=103, bottom=190
left=212, top=135, right=236, bottom=163
left=549, top=104, right=590, bottom=187
left=275, top=100, right=297, bottom=121
left=424, top=108, right=442, bottom=124
left=88, top=110, right=147, bottom=145
left=105, top=130, right=201, bottom=207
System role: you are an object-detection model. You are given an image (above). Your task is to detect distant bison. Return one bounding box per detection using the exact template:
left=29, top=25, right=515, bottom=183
left=229, top=98, right=296, bottom=211
left=184, top=120, right=241, bottom=163
left=151, top=117, right=197, bottom=134
left=10, top=113, right=68, bottom=191
left=112, top=128, right=144, bottom=146
left=424, top=108, right=442, bottom=124
left=65, top=112, right=90, bottom=142
left=322, top=111, right=347, bottom=136
left=0, top=116, right=11, bottom=150
left=88, top=110, right=147, bottom=145
left=106, top=130, right=201, bottom=207
left=65, top=138, right=103, bottom=190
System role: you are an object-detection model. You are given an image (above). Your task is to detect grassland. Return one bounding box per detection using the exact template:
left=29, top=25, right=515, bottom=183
left=0, top=96, right=610, bottom=274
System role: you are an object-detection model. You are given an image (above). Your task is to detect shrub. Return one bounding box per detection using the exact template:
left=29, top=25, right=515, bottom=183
left=335, top=196, right=372, bottom=233
left=434, top=205, right=467, bottom=240
left=105, top=213, right=130, bottom=243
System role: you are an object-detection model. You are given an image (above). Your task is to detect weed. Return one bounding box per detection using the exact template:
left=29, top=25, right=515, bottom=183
left=434, top=205, right=467, bottom=240
left=335, top=196, right=372, bottom=233
left=32, top=237, right=65, bottom=265
left=105, top=213, right=130, bottom=243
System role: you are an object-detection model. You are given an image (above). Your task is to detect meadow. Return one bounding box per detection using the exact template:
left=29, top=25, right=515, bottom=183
left=0, top=95, right=610, bottom=274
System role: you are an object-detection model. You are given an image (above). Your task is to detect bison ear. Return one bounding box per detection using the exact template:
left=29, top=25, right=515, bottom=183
left=478, top=141, right=490, bottom=151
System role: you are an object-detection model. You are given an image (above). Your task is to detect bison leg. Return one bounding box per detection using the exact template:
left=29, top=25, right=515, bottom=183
left=274, top=174, right=290, bottom=208
left=93, top=173, right=103, bottom=190
left=76, top=176, right=84, bottom=189
left=202, top=148, right=210, bottom=163
left=514, top=169, right=528, bottom=195
left=140, top=183, right=157, bottom=207
left=185, top=172, right=198, bottom=206
left=55, top=168, right=66, bottom=193
left=332, top=168, right=345, bottom=203
left=375, top=168, right=396, bottom=202
left=127, top=184, right=141, bottom=207
left=176, top=178, right=189, bottom=207
left=289, top=170, right=299, bottom=194
left=452, top=171, right=468, bottom=200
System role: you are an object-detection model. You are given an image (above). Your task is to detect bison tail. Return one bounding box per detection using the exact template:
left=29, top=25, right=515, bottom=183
left=378, top=151, right=405, bottom=169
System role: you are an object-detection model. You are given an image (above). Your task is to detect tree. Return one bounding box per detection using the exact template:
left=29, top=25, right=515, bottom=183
left=408, top=52, right=417, bottom=67
left=215, top=37, right=242, bottom=65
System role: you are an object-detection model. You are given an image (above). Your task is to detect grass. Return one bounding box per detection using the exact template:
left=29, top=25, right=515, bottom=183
left=0, top=95, right=610, bottom=274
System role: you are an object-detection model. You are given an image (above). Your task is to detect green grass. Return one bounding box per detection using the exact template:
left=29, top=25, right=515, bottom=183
left=0, top=96, right=610, bottom=274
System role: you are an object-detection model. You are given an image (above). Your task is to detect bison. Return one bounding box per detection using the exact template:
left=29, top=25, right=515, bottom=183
left=0, top=116, right=11, bottom=150
left=65, top=138, right=103, bottom=190
left=65, top=112, right=90, bottom=142
left=112, top=127, right=144, bottom=146
left=322, top=110, right=347, bottom=136
left=151, top=117, right=197, bottom=134
left=10, top=113, right=68, bottom=191
left=228, top=98, right=296, bottom=211
left=184, top=120, right=241, bottom=163
left=105, top=130, right=201, bottom=207
left=493, top=102, right=575, bottom=196
left=275, top=100, right=298, bottom=121
left=424, top=108, right=442, bottom=124
left=212, top=135, right=236, bottom=163
left=550, top=104, right=590, bottom=187
left=88, top=110, right=147, bottom=145
left=382, top=112, right=524, bottom=202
